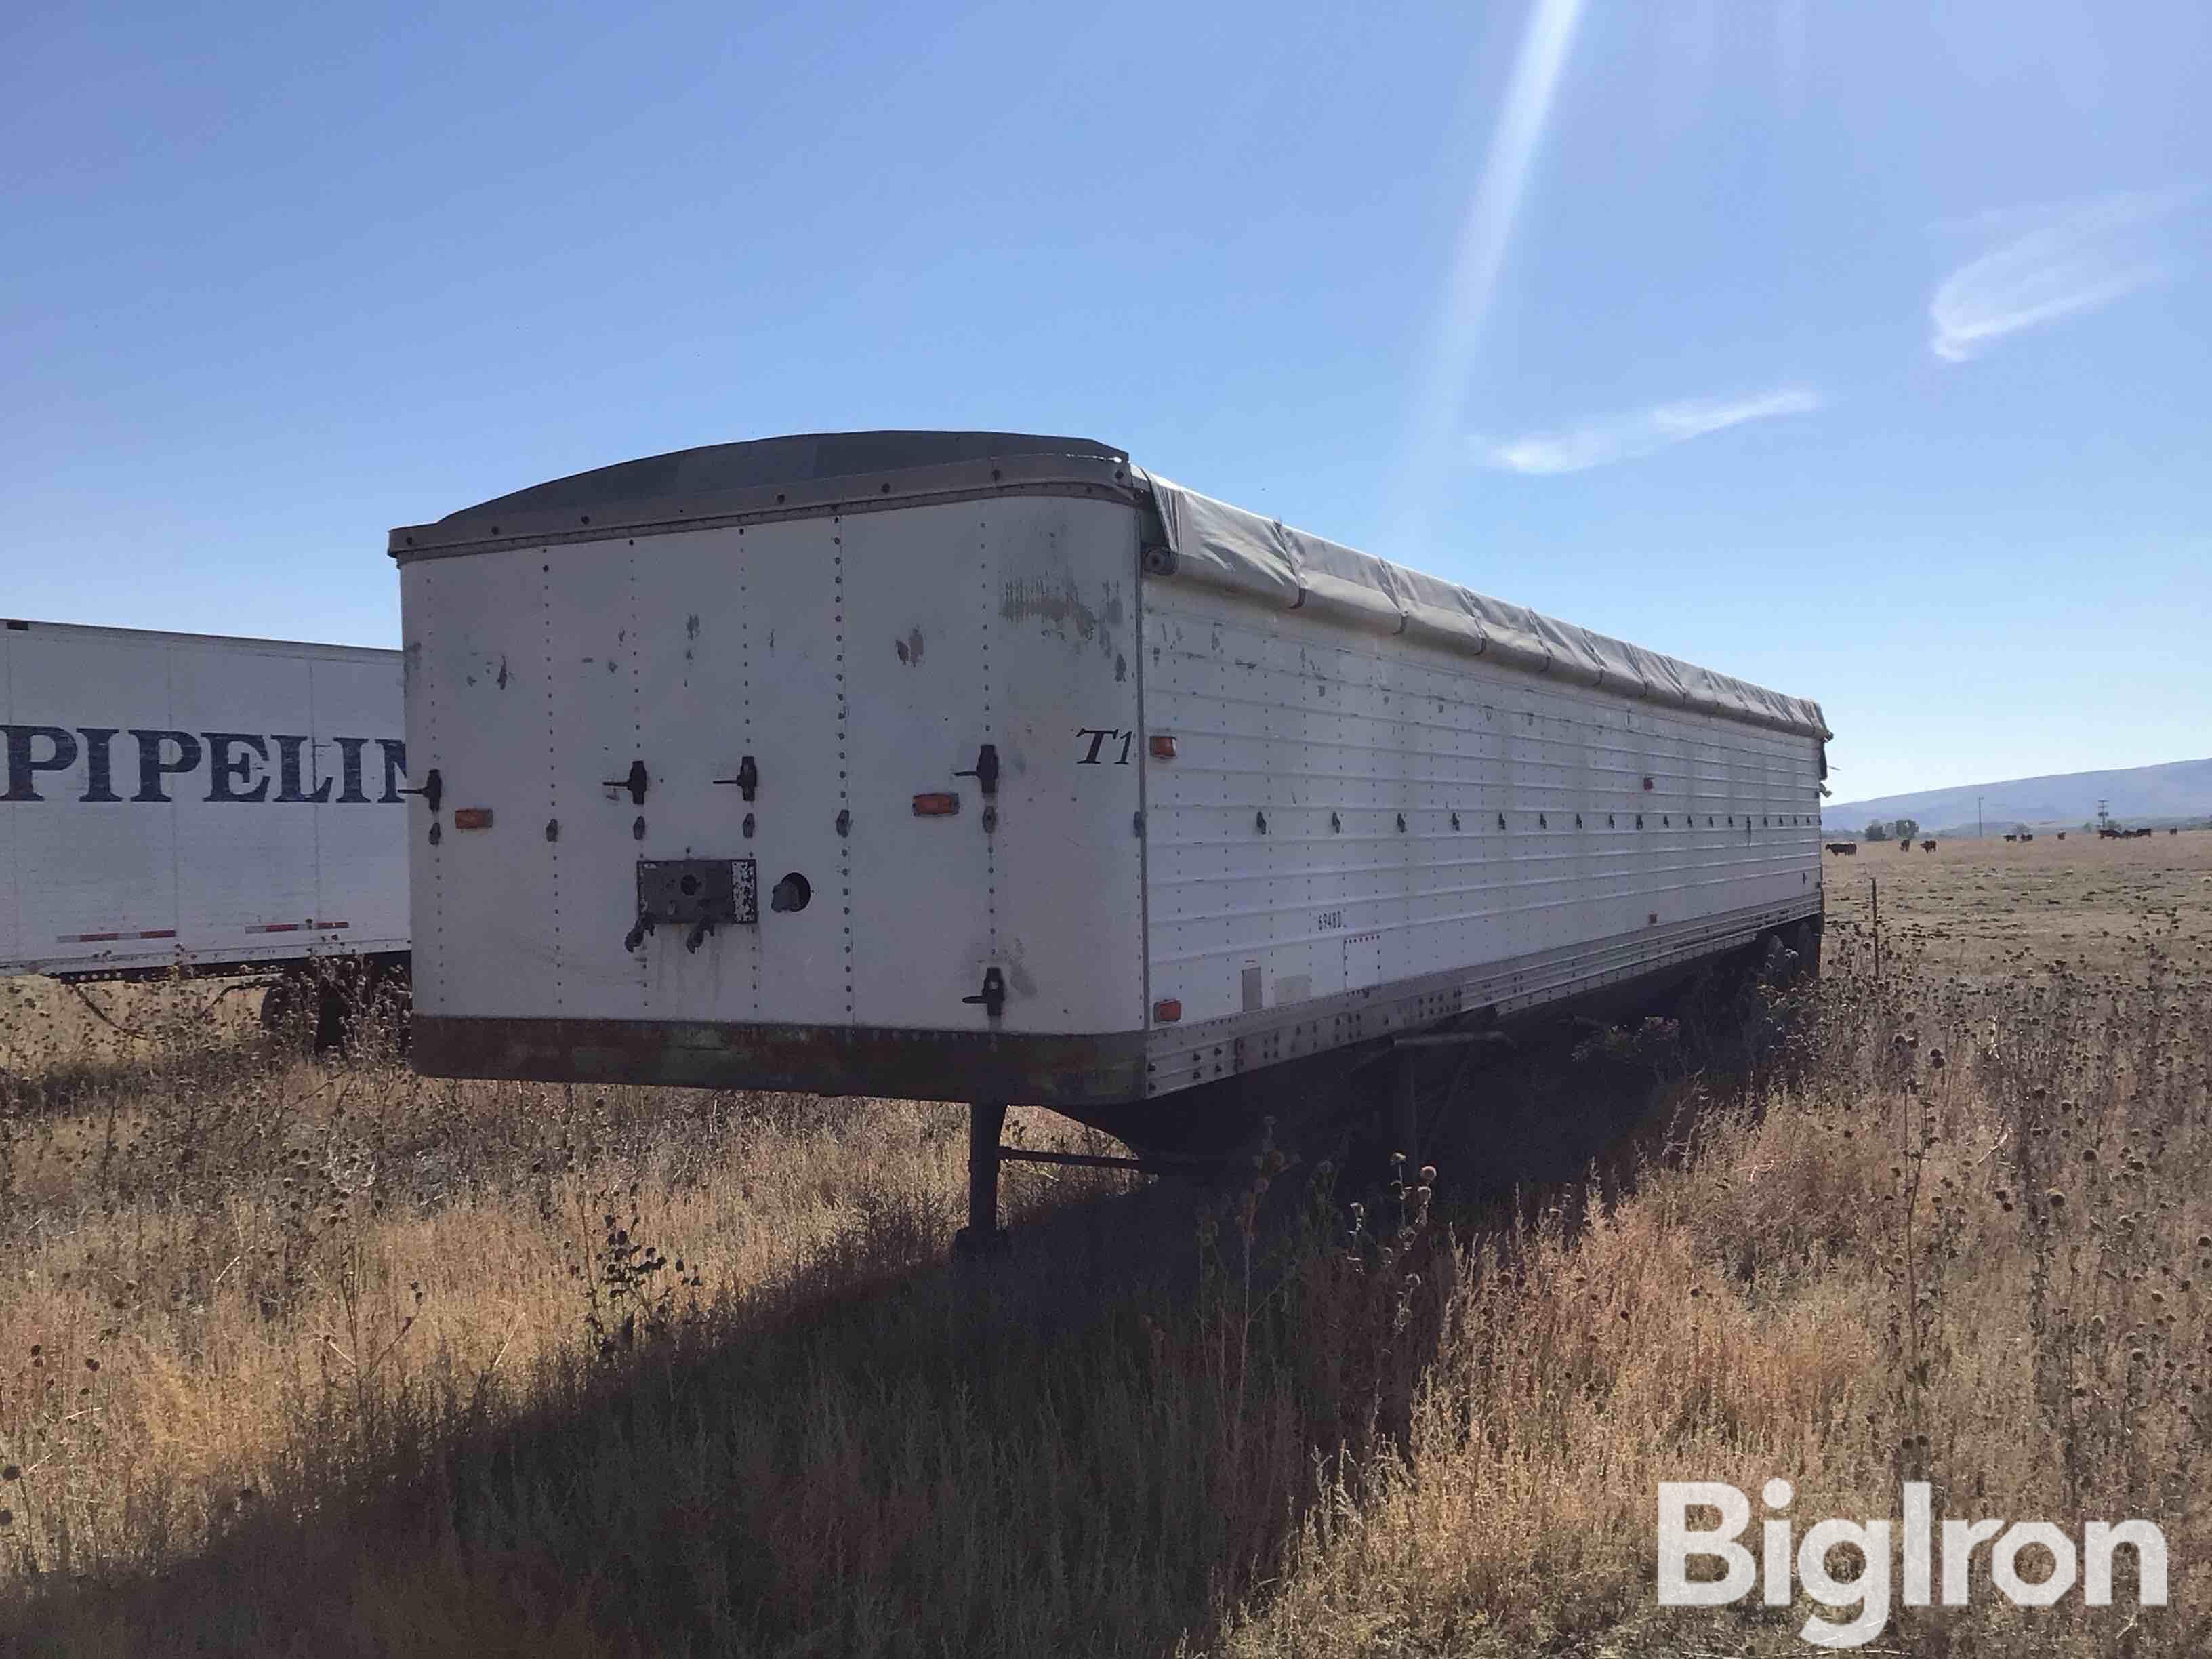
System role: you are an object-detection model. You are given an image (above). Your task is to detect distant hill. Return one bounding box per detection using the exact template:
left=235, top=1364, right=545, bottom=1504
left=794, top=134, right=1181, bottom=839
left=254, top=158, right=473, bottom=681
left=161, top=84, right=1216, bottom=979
left=1823, top=757, right=2212, bottom=838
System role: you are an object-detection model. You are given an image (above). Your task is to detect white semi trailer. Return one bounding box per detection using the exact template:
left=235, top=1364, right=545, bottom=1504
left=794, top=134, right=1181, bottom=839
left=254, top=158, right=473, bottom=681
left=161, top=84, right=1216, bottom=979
left=1, top=619, right=409, bottom=1035
left=391, top=432, right=1828, bottom=1247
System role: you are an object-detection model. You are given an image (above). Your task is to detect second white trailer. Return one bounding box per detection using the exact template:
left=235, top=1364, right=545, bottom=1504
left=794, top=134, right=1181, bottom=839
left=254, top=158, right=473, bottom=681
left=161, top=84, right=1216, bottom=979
left=2, top=619, right=408, bottom=985
left=391, top=431, right=1828, bottom=1189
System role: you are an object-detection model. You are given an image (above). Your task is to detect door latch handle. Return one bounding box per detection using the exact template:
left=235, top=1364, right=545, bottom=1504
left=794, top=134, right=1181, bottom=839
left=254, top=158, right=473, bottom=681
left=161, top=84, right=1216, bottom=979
left=953, top=743, right=1000, bottom=797
left=683, top=905, right=729, bottom=953
left=396, top=767, right=443, bottom=813
left=961, top=966, right=1007, bottom=1019
left=602, top=760, right=648, bottom=804
left=712, top=756, right=758, bottom=800
left=623, top=911, right=657, bottom=953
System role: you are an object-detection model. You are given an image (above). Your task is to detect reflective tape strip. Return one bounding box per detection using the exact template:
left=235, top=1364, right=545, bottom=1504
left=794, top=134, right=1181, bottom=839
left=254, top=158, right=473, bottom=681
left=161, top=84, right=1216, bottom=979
left=58, top=924, right=344, bottom=941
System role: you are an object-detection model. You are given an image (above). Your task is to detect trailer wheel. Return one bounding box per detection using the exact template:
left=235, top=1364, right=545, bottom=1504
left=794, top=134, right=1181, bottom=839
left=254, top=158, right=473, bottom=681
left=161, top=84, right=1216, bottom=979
left=314, top=959, right=411, bottom=1057
left=314, top=985, right=351, bottom=1053
left=257, top=978, right=298, bottom=1037
left=1759, top=920, right=1821, bottom=990
left=257, top=964, right=404, bottom=1056
left=1791, top=916, right=1824, bottom=981
left=258, top=973, right=325, bottom=1050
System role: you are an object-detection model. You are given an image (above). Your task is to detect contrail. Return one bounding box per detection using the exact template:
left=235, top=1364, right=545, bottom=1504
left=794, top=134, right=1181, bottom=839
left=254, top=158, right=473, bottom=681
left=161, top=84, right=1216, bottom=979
left=1392, top=0, right=1585, bottom=555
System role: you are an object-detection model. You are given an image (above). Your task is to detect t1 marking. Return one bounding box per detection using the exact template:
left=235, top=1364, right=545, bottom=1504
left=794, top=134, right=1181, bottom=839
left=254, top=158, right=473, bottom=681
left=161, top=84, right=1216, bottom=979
left=1075, top=728, right=1134, bottom=765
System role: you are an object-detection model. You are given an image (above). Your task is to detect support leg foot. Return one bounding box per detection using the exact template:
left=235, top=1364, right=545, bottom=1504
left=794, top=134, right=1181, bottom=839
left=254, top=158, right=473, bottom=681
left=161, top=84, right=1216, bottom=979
left=954, top=1100, right=1011, bottom=1261
left=951, top=1225, right=1013, bottom=1261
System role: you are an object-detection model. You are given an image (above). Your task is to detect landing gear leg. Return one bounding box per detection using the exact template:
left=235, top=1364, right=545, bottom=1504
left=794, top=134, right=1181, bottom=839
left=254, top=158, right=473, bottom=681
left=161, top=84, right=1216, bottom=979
left=953, top=1101, right=1012, bottom=1261
left=1387, top=1047, right=1420, bottom=1175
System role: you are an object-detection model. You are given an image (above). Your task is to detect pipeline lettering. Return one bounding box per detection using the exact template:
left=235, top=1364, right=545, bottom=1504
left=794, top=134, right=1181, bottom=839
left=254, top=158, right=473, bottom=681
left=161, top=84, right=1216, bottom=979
left=0, top=724, right=403, bottom=805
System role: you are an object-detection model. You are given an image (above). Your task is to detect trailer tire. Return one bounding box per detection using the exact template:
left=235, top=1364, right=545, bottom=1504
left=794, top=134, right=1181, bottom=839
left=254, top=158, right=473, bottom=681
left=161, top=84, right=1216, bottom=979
left=258, top=978, right=297, bottom=1037
left=258, top=974, right=321, bottom=1051
left=256, top=960, right=409, bottom=1056
left=1792, top=915, right=1824, bottom=981
left=314, top=985, right=352, bottom=1053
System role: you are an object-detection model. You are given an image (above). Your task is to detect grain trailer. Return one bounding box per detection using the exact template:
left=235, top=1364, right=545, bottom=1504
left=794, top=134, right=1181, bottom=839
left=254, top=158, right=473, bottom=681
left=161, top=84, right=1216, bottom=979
left=390, top=432, right=1828, bottom=1248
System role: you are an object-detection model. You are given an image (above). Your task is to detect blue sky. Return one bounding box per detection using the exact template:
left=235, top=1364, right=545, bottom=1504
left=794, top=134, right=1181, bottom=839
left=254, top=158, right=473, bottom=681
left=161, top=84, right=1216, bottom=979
left=5, top=0, right=2205, bottom=804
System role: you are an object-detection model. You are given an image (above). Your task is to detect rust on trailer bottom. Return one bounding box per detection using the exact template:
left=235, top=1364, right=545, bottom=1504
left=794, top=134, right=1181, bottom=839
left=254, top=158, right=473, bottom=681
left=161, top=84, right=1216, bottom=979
left=413, top=1015, right=1149, bottom=1108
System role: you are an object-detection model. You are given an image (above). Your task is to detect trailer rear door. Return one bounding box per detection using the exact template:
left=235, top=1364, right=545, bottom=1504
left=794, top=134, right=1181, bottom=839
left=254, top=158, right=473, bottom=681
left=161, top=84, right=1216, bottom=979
left=838, top=506, right=996, bottom=1029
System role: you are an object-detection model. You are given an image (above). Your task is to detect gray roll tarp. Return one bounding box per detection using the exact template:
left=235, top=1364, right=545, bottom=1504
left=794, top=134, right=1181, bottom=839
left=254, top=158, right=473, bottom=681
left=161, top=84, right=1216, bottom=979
left=1137, top=470, right=1830, bottom=741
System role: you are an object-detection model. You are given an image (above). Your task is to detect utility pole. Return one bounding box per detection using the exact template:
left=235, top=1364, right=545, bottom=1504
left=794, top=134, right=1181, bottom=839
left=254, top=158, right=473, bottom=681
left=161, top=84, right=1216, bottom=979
left=1978, top=795, right=1984, bottom=839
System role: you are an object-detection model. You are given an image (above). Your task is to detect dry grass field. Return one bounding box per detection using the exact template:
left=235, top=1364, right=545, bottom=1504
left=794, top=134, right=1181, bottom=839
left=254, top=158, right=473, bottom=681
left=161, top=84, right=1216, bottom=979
left=1, top=830, right=2208, bottom=1656
left=1824, top=830, right=2212, bottom=981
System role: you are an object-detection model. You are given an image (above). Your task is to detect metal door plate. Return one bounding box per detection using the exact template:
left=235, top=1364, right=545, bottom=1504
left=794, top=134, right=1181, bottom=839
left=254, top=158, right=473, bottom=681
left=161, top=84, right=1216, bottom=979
left=637, top=859, right=758, bottom=925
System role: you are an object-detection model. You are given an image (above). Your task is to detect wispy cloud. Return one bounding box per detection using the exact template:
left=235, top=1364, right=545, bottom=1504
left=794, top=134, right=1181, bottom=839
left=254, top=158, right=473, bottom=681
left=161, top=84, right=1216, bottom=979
left=1477, top=386, right=1822, bottom=476
left=1929, top=189, right=2190, bottom=363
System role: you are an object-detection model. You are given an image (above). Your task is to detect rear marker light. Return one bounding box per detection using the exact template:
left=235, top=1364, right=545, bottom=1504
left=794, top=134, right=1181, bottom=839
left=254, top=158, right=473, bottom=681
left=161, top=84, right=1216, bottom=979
left=912, top=792, right=960, bottom=816
left=453, top=808, right=494, bottom=830
left=1153, top=998, right=1182, bottom=1023
left=1149, top=735, right=1177, bottom=759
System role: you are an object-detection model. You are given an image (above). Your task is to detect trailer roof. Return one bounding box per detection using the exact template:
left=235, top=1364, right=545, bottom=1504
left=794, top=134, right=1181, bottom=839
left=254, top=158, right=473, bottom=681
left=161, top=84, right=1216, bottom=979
left=428, top=431, right=1126, bottom=527
left=390, top=430, right=1827, bottom=742
left=0, top=617, right=400, bottom=662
